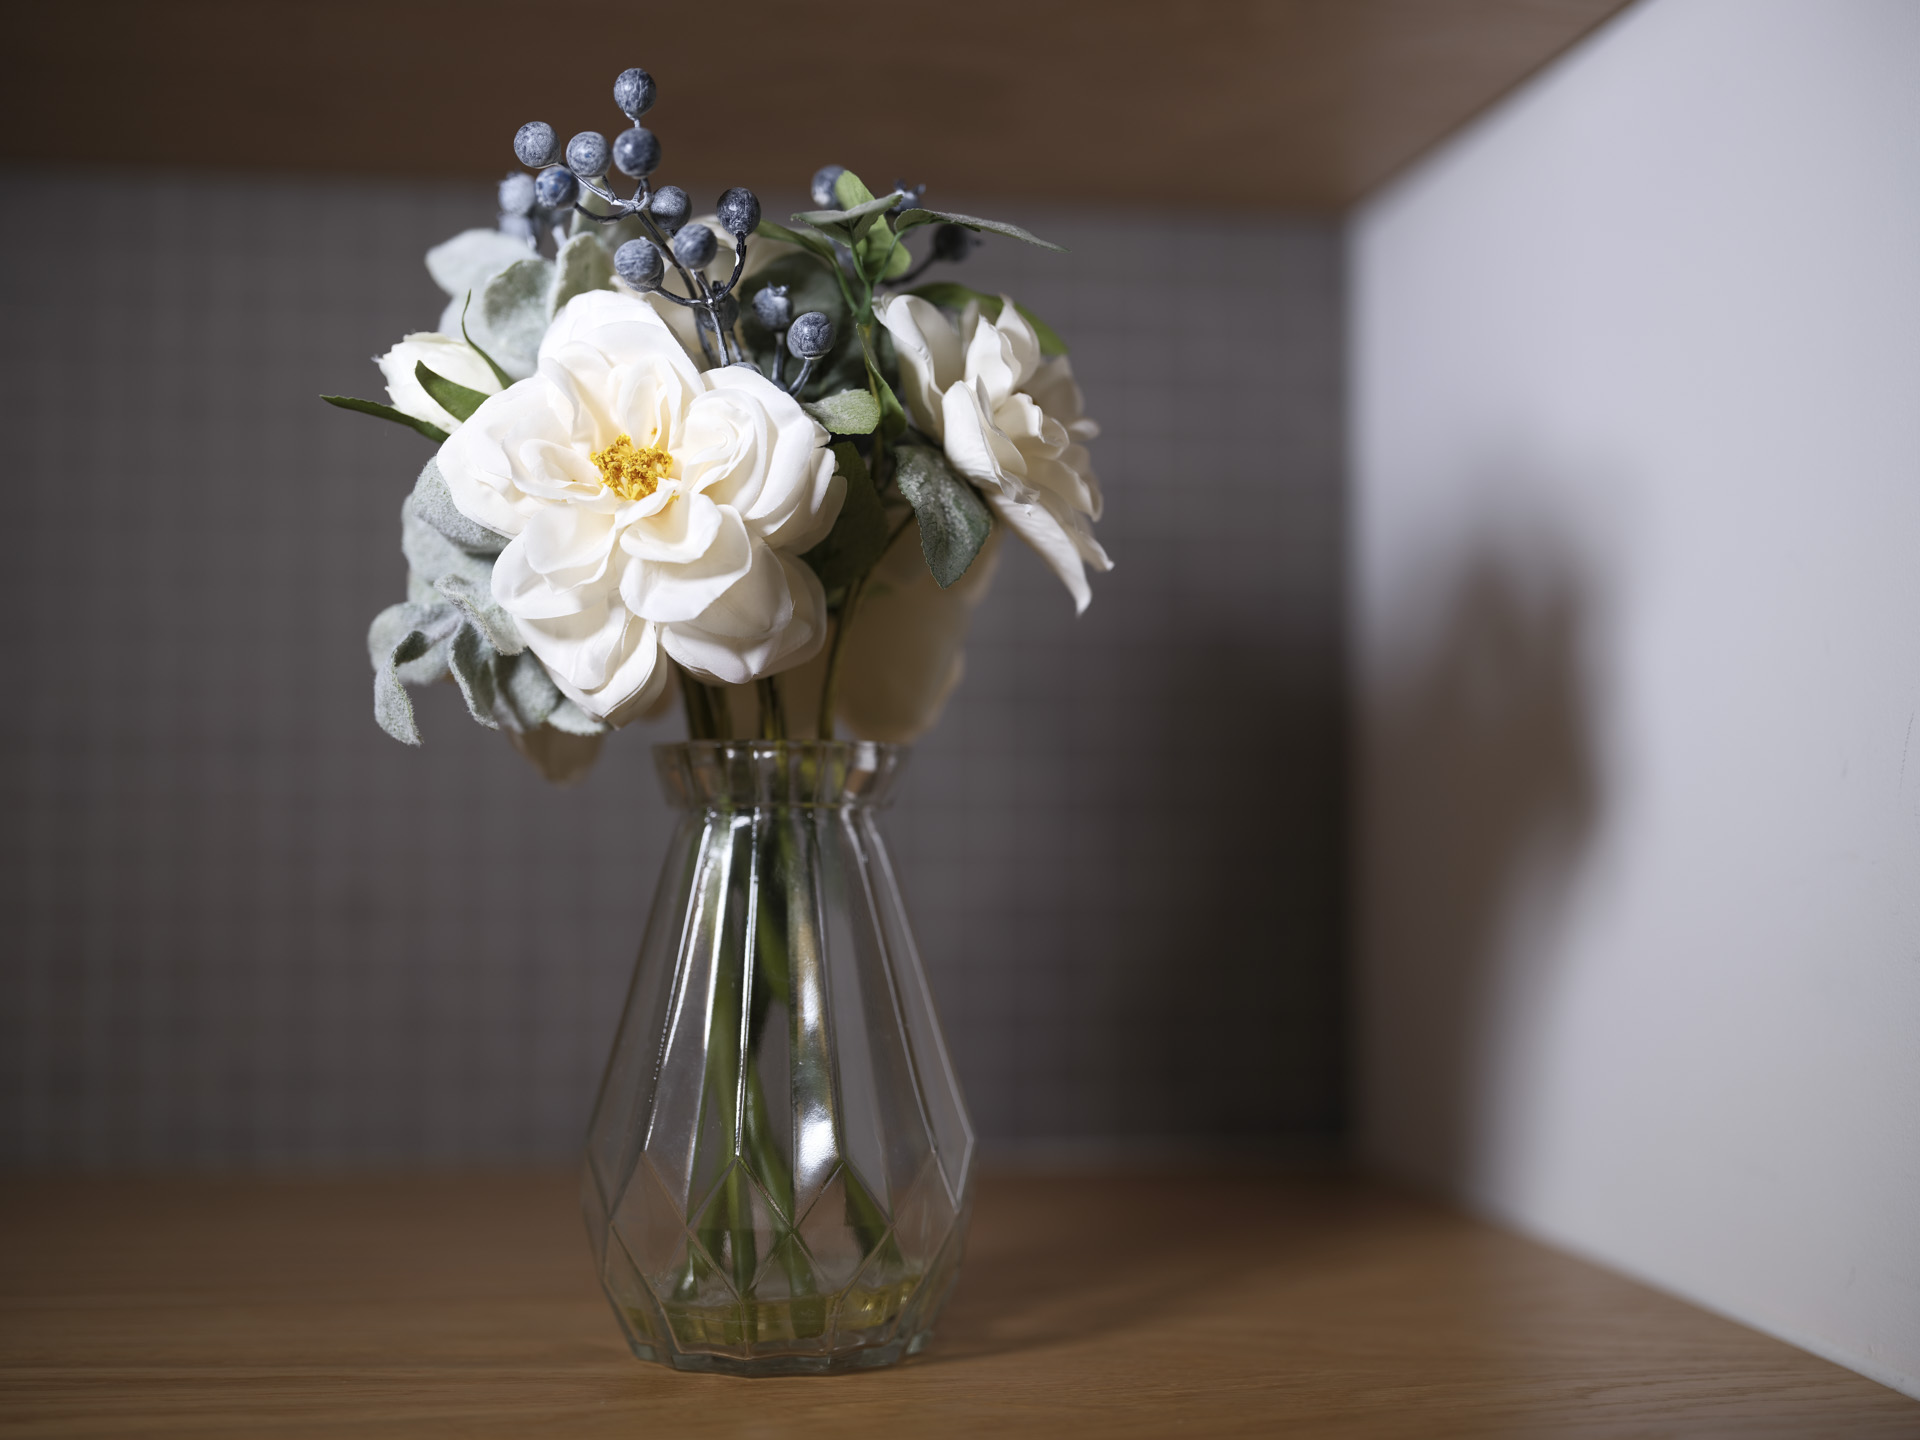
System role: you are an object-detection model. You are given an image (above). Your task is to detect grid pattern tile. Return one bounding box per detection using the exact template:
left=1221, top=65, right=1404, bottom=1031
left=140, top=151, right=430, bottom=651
left=0, top=170, right=1344, bottom=1164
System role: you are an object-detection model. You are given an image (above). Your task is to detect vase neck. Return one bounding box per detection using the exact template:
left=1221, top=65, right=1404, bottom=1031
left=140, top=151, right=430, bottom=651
left=653, top=741, right=907, bottom=811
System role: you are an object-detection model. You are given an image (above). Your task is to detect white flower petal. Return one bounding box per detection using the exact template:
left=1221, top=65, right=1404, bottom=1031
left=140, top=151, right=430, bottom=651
left=984, top=489, right=1101, bottom=616
left=878, top=295, right=963, bottom=438
left=661, top=551, right=826, bottom=684
left=620, top=489, right=722, bottom=563
left=941, top=380, right=1029, bottom=493
left=621, top=505, right=755, bottom=624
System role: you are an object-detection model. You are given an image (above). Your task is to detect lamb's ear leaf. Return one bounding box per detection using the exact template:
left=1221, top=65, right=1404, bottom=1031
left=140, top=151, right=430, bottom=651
left=902, top=282, right=1069, bottom=355
left=447, top=624, right=500, bottom=729
left=548, top=230, right=615, bottom=313
left=802, top=442, right=890, bottom=592
left=545, top=697, right=609, bottom=736
left=414, top=363, right=489, bottom=423
left=892, top=208, right=1066, bottom=252
left=321, top=395, right=449, bottom=443
left=374, top=631, right=433, bottom=744
left=459, top=294, right=514, bottom=389
left=893, top=444, right=993, bottom=588
left=802, top=388, right=882, bottom=436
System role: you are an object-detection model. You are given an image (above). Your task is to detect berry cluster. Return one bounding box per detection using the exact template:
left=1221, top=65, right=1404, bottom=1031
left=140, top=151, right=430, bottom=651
left=508, top=68, right=836, bottom=391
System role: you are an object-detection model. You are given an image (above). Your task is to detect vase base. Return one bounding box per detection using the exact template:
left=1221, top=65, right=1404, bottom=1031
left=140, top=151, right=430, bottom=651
left=623, top=1329, right=933, bottom=1376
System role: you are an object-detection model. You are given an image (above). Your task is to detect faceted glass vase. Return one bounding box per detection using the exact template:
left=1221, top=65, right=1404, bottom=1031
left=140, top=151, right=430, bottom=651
left=581, top=741, right=975, bottom=1375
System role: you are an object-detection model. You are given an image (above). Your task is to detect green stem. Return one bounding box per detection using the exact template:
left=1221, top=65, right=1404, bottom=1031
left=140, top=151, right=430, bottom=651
left=678, top=663, right=714, bottom=739
left=757, top=677, right=786, bottom=741
left=816, top=573, right=866, bottom=741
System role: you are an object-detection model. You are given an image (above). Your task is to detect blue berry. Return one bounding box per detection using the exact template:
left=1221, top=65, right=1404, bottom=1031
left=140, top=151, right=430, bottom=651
left=931, top=222, right=975, bottom=262
left=671, top=223, right=717, bottom=271
left=614, top=239, right=665, bottom=291
left=787, top=312, right=835, bottom=358
left=716, top=187, right=760, bottom=237
left=810, top=165, right=846, bottom=208
left=752, top=285, right=791, bottom=330
left=566, top=131, right=609, bottom=177
left=612, top=126, right=660, bottom=179
left=534, top=166, right=577, bottom=210
left=513, top=121, right=557, bottom=168
left=497, top=172, right=536, bottom=216
left=648, top=186, right=690, bottom=236
left=613, top=67, right=656, bottom=119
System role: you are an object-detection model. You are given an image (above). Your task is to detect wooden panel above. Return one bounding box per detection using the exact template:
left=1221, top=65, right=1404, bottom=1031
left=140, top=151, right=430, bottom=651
left=1, top=0, right=1632, bottom=209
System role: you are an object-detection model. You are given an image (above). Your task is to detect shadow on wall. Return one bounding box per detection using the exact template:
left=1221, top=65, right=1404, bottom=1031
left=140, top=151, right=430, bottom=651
left=1360, top=528, right=1602, bottom=1193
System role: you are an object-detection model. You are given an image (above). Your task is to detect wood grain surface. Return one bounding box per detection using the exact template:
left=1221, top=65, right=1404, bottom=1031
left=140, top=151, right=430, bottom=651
left=1, top=1170, right=1913, bottom=1437
left=0, top=1, right=1631, bottom=208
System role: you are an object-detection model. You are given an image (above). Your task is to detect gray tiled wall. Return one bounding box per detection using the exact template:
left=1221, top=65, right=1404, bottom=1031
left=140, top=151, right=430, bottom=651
left=0, top=170, right=1344, bottom=1165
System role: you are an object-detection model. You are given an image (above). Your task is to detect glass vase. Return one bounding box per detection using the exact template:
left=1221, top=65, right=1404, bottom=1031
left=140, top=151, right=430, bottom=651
left=581, top=741, right=975, bottom=1375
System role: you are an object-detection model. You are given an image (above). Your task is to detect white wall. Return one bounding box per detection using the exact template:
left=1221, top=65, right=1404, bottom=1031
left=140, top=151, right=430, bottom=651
left=1352, top=0, right=1920, bottom=1397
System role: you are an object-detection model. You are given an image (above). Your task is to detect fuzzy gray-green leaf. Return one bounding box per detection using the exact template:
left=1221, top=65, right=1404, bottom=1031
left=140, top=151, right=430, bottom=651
left=894, top=444, right=993, bottom=587
left=447, top=624, right=500, bottom=729
left=410, top=460, right=507, bottom=556
left=548, top=231, right=616, bottom=313
left=368, top=600, right=455, bottom=685
left=475, top=257, right=553, bottom=378
left=499, top=651, right=562, bottom=730
left=546, top=697, right=608, bottom=736
left=374, top=630, right=432, bottom=745
left=802, top=388, right=882, bottom=436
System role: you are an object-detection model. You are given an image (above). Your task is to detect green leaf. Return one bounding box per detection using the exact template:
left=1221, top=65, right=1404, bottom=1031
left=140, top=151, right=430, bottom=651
left=893, top=445, right=993, bottom=587
left=803, top=443, right=891, bottom=592
left=893, top=208, right=1065, bottom=252
left=880, top=230, right=915, bottom=280
left=414, top=363, right=489, bottom=424
left=854, top=328, right=907, bottom=438
left=459, top=295, right=513, bottom=389
left=802, top=388, right=882, bottom=435
left=833, top=170, right=876, bottom=208
left=794, top=190, right=907, bottom=245
left=903, top=283, right=1070, bottom=356
left=321, top=394, right=449, bottom=443
left=755, top=217, right=839, bottom=264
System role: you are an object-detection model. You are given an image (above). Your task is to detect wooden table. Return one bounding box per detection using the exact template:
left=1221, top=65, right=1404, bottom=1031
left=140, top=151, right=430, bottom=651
left=3, top=1171, right=1913, bottom=1437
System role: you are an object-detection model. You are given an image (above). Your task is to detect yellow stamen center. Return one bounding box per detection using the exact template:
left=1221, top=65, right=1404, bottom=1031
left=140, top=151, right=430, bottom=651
left=590, top=432, right=672, bottom=501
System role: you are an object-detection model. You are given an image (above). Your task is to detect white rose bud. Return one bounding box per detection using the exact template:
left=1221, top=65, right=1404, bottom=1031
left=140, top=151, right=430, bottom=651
left=375, top=333, right=503, bottom=433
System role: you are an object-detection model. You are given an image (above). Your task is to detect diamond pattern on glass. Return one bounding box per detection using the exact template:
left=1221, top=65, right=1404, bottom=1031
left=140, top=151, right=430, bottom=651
left=581, top=744, right=974, bottom=1373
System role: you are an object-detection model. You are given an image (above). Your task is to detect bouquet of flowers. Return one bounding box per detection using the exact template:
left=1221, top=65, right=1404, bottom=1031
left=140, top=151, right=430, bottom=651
left=328, top=64, right=1110, bottom=781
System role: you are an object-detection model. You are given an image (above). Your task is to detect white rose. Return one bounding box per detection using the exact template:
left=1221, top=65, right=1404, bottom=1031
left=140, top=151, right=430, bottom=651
left=375, top=333, right=503, bottom=433
left=878, top=294, right=1111, bottom=612
left=436, top=290, right=843, bottom=725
